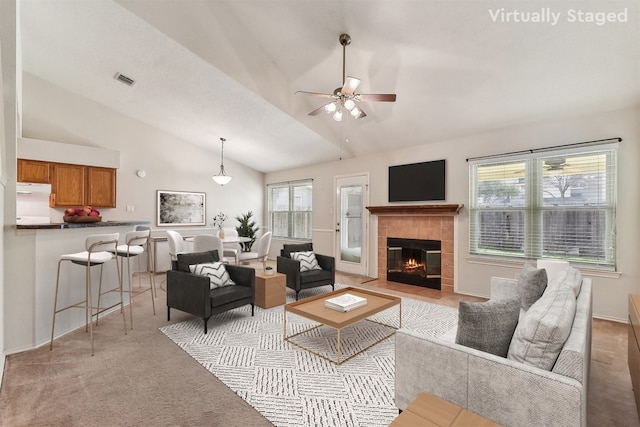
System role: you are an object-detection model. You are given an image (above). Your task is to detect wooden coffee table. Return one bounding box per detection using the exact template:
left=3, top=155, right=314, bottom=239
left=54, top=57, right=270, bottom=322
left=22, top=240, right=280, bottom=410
left=283, top=287, right=401, bottom=364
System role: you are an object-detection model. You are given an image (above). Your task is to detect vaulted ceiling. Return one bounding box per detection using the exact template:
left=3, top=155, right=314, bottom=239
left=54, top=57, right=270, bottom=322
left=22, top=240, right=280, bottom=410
left=19, top=0, right=639, bottom=172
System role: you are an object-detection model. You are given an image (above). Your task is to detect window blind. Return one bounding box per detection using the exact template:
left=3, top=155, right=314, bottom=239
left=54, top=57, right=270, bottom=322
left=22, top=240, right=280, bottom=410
left=267, top=179, right=313, bottom=239
left=469, top=145, right=617, bottom=268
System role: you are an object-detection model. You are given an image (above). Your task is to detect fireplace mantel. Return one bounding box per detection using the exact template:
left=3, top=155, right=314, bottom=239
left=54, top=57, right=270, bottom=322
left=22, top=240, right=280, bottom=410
left=366, top=204, right=463, bottom=216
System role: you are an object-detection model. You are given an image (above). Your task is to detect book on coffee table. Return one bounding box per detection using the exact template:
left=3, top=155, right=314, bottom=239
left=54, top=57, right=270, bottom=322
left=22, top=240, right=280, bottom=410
left=324, top=293, right=367, bottom=312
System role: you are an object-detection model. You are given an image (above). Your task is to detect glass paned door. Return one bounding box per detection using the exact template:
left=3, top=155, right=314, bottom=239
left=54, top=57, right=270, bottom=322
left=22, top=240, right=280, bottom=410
left=335, top=174, right=368, bottom=275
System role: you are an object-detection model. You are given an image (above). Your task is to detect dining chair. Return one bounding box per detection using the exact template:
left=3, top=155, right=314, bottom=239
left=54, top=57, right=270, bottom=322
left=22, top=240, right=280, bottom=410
left=217, top=227, right=241, bottom=264
left=193, top=234, right=232, bottom=263
left=166, top=230, right=187, bottom=262
left=238, top=232, right=272, bottom=269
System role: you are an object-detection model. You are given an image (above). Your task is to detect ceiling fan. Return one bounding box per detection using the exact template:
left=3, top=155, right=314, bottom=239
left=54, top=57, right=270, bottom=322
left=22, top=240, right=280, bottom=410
left=296, top=33, right=397, bottom=121
left=544, top=157, right=568, bottom=171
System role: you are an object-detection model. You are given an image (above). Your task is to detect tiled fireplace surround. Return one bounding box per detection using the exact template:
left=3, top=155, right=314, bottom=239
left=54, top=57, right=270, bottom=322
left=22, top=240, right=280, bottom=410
left=367, top=204, right=463, bottom=294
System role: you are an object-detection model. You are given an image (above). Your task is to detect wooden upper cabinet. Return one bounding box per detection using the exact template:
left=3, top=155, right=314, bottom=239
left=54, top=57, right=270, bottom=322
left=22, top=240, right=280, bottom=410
left=51, top=163, right=86, bottom=206
left=86, top=166, right=116, bottom=208
left=20, top=158, right=117, bottom=207
left=17, top=159, right=50, bottom=183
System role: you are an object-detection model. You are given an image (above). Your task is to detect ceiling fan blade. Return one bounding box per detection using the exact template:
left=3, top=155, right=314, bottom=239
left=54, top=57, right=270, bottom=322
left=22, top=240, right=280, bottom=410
left=341, top=76, right=360, bottom=95
left=295, top=90, right=334, bottom=99
left=357, top=93, right=397, bottom=102
left=308, top=104, right=330, bottom=116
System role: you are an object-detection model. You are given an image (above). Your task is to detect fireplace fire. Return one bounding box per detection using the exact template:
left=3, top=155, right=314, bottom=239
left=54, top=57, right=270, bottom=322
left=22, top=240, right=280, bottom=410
left=387, top=237, right=441, bottom=289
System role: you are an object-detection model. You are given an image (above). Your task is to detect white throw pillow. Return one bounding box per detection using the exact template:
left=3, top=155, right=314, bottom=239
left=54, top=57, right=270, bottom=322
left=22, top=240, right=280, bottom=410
left=291, top=251, right=322, bottom=272
left=189, top=262, right=235, bottom=289
left=507, top=289, right=576, bottom=370
left=545, top=266, right=582, bottom=297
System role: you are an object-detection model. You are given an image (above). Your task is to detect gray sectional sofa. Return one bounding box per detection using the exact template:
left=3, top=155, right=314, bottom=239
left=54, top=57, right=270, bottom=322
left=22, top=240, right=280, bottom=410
left=395, top=267, right=592, bottom=427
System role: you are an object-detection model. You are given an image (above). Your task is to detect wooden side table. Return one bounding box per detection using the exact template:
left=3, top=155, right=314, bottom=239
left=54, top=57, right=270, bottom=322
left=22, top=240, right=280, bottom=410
left=255, top=271, right=286, bottom=309
left=390, top=392, right=501, bottom=426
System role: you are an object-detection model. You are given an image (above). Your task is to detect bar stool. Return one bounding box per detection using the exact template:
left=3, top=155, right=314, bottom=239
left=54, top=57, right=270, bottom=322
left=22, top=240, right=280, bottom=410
left=135, top=225, right=158, bottom=297
left=50, top=233, right=127, bottom=356
left=110, top=230, right=156, bottom=330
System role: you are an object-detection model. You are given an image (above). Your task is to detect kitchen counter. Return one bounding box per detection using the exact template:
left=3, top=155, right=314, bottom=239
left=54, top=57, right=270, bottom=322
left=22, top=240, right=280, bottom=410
left=4, top=220, right=153, bottom=353
left=15, top=220, right=151, bottom=230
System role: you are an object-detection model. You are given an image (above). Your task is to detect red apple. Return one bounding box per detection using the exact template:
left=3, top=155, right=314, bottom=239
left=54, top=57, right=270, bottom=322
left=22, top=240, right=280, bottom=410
left=89, top=211, right=100, bottom=217
left=77, top=210, right=88, bottom=216
left=74, top=208, right=83, bottom=215
left=83, top=206, right=92, bottom=215
left=92, top=209, right=100, bottom=216
left=64, top=208, right=75, bottom=216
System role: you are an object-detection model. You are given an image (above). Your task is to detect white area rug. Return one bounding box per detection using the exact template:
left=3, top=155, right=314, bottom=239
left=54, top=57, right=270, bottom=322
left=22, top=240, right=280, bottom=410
left=160, top=285, right=457, bottom=426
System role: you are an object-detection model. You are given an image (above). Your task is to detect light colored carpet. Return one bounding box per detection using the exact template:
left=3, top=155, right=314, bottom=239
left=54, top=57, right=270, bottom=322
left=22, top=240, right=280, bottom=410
left=160, top=285, right=457, bottom=427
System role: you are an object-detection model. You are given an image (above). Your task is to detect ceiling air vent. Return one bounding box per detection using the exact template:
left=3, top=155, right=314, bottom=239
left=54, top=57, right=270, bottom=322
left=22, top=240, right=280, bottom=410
left=114, top=72, right=135, bottom=86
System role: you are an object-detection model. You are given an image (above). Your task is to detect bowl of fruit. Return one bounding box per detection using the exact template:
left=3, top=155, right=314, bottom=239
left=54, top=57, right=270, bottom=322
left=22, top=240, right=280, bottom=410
left=63, top=206, right=102, bottom=223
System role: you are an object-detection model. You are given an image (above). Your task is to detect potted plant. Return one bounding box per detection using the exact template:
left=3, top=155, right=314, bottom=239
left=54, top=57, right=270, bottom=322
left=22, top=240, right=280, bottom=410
left=264, top=266, right=274, bottom=276
left=235, top=211, right=259, bottom=251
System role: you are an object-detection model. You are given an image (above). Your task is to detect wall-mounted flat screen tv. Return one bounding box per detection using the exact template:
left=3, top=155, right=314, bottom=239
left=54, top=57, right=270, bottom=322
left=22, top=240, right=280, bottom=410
left=388, top=159, right=446, bottom=202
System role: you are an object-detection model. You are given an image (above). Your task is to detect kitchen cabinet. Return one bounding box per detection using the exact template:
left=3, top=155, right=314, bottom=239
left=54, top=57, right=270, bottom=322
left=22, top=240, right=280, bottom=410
left=50, top=163, right=116, bottom=207
left=17, top=159, right=50, bottom=183
left=19, top=158, right=117, bottom=208
left=51, top=163, right=85, bottom=206
left=86, top=166, right=116, bottom=207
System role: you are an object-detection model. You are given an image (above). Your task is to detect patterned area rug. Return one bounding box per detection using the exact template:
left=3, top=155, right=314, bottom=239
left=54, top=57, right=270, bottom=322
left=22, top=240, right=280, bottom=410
left=160, top=285, right=457, bottom=426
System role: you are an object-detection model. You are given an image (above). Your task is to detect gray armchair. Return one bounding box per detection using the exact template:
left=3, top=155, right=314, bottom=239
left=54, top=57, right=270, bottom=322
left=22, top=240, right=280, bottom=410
left=277, top=243, right=335, bottom=300
left=166, top=250, right=255, bottom=333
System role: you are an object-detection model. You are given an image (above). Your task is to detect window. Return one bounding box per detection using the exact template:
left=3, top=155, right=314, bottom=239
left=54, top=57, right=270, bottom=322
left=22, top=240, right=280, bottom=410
left=469, top=146, right=617, bottom=268
left=267, top=180, right=313, bottom=239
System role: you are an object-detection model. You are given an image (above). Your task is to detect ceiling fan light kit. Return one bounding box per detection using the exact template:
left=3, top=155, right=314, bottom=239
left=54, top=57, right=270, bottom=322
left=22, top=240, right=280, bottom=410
left=212, top=137, right=232, bottom=186
left=296, top=33, right=396, bottom=121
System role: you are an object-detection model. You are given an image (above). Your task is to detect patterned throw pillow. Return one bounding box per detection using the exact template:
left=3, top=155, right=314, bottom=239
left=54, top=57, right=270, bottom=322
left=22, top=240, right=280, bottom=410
left=189, top=262, right=235, bottom=289
left=291, top=251, right=322, bottom=272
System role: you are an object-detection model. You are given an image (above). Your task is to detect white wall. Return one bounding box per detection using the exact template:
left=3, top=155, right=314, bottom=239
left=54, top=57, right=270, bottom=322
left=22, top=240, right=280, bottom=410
left=266, top=107, right=640, bottom=322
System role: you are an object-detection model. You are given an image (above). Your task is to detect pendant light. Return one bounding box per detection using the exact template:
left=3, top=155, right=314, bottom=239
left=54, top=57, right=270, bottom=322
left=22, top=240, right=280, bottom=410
left=212, top=137, right=232, bottom=186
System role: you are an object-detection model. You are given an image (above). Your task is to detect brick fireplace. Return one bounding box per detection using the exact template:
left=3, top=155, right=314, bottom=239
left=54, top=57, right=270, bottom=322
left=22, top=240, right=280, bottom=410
left=366, top=204, right=463, bottom=294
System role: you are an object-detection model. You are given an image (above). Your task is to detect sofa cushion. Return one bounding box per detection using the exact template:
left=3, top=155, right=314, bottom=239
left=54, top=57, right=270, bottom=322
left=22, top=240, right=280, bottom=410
left=282, top=243, right=313, bottom=259
left=455, top=298, right=521, bottom=357
left=546, top=266, right=582, bottom=297
left=291, top=251, right=322, bottom=272
left=507, top=288, right=577, bottom=370
left=176, top=250, right=219, bottom=272
left=518, top=263, right=548, bottom=311
left=189, top=262, right=236, bottom=289
left=209, top=284, right=252, bottom=308
left=299, top=268, right=333, bottom=285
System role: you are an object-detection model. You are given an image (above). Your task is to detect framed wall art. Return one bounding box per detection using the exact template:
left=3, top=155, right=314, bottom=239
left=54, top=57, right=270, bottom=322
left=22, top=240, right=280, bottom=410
left=157, top=190, right=206, bottom=226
